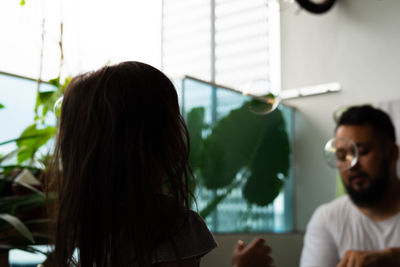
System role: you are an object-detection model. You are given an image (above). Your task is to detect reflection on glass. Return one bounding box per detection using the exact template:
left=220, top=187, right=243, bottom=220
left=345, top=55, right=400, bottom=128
left=180, top=76, right=293, bottom=233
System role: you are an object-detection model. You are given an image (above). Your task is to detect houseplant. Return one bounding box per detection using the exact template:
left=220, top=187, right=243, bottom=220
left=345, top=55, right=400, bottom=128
left=186, top=98, right=291, bottom=222
left=0, top=77, right=67, bottom=265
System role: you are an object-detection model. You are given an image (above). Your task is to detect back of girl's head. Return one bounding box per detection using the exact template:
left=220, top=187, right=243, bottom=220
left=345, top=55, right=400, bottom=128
left=52, top=61, right=191, bottom=266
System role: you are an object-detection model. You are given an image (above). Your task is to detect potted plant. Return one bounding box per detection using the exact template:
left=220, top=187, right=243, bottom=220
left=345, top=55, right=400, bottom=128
left=186, top=98, right=291, bottom=222
left=0, top=78, right=67, bottom=265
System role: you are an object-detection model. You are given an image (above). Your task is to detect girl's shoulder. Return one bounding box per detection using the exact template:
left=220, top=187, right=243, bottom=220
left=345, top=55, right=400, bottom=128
left=152, top=210, right=218, bottom=264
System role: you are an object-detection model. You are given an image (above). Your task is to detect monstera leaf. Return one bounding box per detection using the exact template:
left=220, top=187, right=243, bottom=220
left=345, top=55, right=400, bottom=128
left=186, top=107, right=207, bottom=171
left=194, top=102, right=290, bottom=206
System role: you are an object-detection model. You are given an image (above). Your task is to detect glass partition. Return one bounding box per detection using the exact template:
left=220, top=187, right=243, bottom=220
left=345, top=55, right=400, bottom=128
left=180, top=76, right=294, bottom=233
left=0, top=72, right=54, bottom=155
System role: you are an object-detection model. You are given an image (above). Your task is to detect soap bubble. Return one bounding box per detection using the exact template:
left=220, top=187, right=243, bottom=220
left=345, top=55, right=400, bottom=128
left=53, top=96, right=63, bottom=117
left=324, top=137, right=358, bottom=171
left=243, top=79, right=281, bottom=115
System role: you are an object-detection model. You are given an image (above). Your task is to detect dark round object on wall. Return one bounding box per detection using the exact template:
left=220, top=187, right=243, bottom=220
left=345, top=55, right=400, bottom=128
left=295, top=0, right=336, bottom=14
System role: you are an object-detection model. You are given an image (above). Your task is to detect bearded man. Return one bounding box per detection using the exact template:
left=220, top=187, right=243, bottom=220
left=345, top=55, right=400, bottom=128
left=300, top=105, right=400, bottom=267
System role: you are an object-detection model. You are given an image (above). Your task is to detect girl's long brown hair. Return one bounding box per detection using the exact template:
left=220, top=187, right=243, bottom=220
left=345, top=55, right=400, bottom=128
left=48, top=62, right=192, bottom=266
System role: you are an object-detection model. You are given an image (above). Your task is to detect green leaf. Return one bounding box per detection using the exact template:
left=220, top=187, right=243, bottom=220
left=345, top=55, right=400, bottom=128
left=16, top=124, right=56, bottom=164
left=186, top=107, right=207, bottom=171
left=0, top=167, right=15, bottom=178
left=198, top=104, right=290, bottom=206
left=48, top=76, right=71, bottom=92
left=35, top=76, right=69, bottom=120
left=0, top=194, right=45, bottom=214
left=199, top=105, right=262, bottom=188
left=61, top=76, right=72, bottom=91
left=48, top=77, right=60, bottom=88
left=242, top=109, right=290, bottom=205
left=0, top=103, right=4, bottom=110
left=38, top=91, right=55, bottom=118
left=0, top=244, right=48, bottom=255
left=0, top=148, right=19, bottom=165
left=0, top=214, right=34, bottom=244
left=0, top=134, right=52, bottom=147
left=243, top=169, right=283, bottom=206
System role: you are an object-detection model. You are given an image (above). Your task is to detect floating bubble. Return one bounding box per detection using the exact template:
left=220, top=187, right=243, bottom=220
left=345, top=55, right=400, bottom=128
left=53, top=96, right=63, bottom=118
left=243, top=79, right=281, bottom=115
left=323, top=137, right=358, bottom=171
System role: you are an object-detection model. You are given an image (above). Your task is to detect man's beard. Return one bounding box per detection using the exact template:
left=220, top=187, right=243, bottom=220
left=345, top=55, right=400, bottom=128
left=344, top=165, right=390, bottom=207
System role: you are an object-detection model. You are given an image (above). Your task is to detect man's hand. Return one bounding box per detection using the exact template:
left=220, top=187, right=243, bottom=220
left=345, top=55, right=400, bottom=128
left=337, top=248, right=399, bottom=267
left=232, top=237, right=274, bottom=267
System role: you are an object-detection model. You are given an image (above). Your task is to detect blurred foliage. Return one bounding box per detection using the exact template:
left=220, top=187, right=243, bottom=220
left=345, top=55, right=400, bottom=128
left=15, top=76, right=69, bottom=166
left=35, top=76, right=70, bottom=121
left=186, top=101, right=290, bottom=219
left=0, top=76, right=69, bottom=254
left=16, top=125, right=56, bottom=164
left=0, top=4, right=69, bottom=258
left=186, top=107, right=207, bottom=172
left=0, top=145, right=53, bottom=253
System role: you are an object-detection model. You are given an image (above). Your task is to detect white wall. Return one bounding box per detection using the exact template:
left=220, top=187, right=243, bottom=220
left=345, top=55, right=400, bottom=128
left=280, top=0, right=400, bottom=230
left=202, top=233, right=303, bottom=267
left=203, top=1, right=400, bottom=266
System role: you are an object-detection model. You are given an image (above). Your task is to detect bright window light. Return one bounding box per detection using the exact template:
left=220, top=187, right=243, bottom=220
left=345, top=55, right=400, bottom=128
left=0, top=0, right=162, bottom=81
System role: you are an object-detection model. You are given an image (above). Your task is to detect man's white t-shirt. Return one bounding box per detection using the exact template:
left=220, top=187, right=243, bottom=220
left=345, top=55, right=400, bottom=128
left=300, top=195, right=400, bottom=267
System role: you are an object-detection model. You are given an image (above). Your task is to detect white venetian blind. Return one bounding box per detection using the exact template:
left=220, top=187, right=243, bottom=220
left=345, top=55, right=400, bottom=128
left=161, top=0, right=212, bottom=81
left=162, top=0, right=280, bottom=91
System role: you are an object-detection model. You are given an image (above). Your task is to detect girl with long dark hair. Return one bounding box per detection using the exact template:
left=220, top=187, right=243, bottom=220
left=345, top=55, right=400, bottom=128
left=42, top=61, right=274, bottom=267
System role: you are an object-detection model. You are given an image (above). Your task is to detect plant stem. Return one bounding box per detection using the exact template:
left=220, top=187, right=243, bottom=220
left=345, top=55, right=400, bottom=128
left=58, top=22, right=64, bottom=78
left=35, top=5, right=46, bottom=118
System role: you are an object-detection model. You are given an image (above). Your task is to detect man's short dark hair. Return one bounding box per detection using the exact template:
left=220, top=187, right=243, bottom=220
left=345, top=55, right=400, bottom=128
left=336, top=105, right=396, bottom=143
